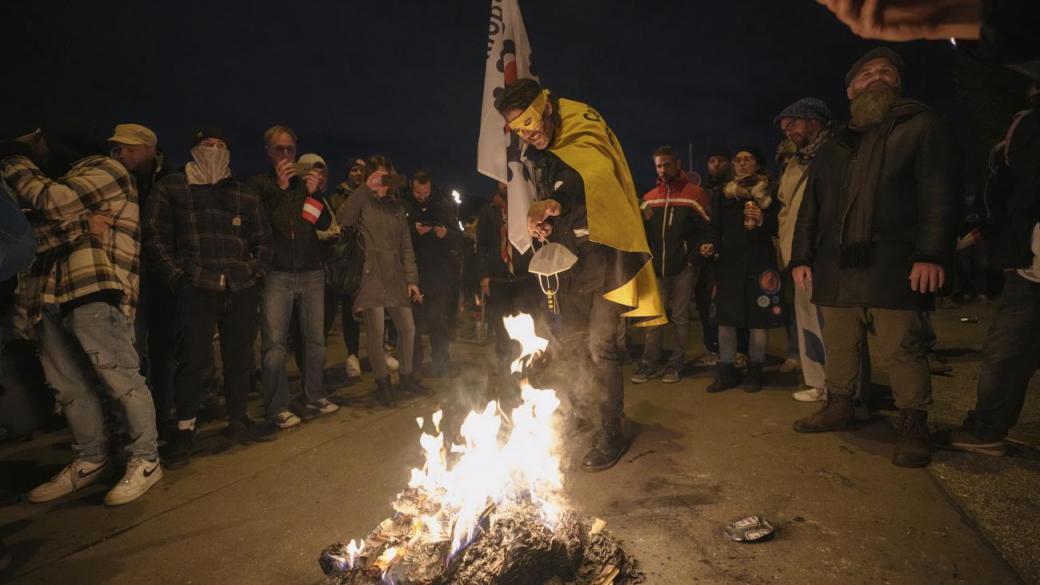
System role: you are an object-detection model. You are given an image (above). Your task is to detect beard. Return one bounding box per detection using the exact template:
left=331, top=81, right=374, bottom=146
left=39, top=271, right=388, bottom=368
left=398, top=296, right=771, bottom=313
left=849, top=84, right=901, bottom=128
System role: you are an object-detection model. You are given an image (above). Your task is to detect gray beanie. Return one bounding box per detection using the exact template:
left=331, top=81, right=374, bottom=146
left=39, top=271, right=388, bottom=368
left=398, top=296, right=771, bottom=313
left=774, top=97, right=833, bottom=127
left=845, top=47, right=905, bottom=87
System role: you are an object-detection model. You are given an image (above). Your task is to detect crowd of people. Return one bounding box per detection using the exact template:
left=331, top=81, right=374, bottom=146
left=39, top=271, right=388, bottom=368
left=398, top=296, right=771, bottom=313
left=1, top=23, right=1038, bottom=513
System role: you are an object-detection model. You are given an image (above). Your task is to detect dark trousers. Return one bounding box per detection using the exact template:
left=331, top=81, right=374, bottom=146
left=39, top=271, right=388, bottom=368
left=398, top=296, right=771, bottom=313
left=964, top=272, right=1040, bottom=440
left=696, top=261, right=748, bottom=353
left=325, top=290, right=360, bottom=356
left=487, top=278, right=538, bottom=372
left=413, top=286, right=451, bottom=371
left=134, top=275, right=178, bottom=425
left=174, top=285, right=260, bottom=423
left=560, top=292, right=627, bottom=429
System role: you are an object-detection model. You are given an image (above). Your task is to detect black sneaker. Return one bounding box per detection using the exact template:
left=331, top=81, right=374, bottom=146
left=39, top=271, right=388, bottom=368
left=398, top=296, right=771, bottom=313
left=224, top=418, right=279, bottom=444
left=630, top=363, right=659, bottom=384
left=161, top=429, right=195, bottom=469
left=932, top=429, right=1006, bottom=456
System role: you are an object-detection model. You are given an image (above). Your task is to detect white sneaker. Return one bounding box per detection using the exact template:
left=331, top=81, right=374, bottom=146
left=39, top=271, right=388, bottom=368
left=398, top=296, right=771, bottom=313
left=104, top=458, right=163, bottom=506
left=386, top=355, right=400, bottom=370
left=28, top=458, right=109, bottom=503
left=779, top=358, right=801, bottom=373
left=272, top=410, right=301, bottom=429
left=345, top=354, right=361, bottom=378
left=313, top=398, right=340, bottom=415
left=792, top=387, right=827, bottom=402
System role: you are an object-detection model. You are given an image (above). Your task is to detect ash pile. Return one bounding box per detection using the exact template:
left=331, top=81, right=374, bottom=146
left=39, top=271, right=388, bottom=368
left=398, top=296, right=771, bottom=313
left=319, top=491, right=644, bottom=585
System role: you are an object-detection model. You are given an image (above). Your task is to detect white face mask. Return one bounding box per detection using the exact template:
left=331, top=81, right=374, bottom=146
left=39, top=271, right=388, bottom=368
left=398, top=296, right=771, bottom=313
left=186, top=144, right=231, bottom=185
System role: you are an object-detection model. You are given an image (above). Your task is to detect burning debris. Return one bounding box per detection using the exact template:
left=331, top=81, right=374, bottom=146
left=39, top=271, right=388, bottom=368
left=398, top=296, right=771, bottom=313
left=318, top=314, right=643, bottom=585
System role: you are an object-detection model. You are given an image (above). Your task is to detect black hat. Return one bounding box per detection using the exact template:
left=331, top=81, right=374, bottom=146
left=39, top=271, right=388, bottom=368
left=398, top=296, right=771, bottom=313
left=845, top=47, right=905, bottom=87
left=734, top=145, right=767, bottom=168
left=192, top=126, right=229, bottom=146
left=774, top=97, right=833, bottom=127
left=705, top=145, right=732, bottom=160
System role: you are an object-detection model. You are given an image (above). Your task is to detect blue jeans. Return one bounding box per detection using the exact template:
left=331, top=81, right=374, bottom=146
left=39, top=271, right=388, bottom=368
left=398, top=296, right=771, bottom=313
left=37, top=302, right=158, bottom=462
left=261, top=270, right=325, bottom=415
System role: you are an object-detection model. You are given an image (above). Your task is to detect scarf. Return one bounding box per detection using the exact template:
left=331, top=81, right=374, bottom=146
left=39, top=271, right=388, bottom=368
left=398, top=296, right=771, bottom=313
left=840, top=99, right=927, bottom=267
left=723, top=173, right=772, bottom=209
left=185, top=145, right=231, bottom=186
left=796, top=125, right=834, bottom=165
left=491, top=193, right=514, bottom=275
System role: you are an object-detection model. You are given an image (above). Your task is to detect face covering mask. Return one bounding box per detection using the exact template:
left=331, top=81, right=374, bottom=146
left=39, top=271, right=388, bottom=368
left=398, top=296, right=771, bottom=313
left=186, top=144, right=231, bottom=185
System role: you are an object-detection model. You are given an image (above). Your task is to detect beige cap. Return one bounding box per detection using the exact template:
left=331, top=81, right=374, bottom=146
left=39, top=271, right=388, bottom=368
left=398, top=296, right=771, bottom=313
left=109, top=124, right=157, bottom=148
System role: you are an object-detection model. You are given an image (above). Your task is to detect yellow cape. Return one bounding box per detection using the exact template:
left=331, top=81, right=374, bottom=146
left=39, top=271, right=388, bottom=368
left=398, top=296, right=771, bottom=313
left=549, top=97, right=665, bottom=325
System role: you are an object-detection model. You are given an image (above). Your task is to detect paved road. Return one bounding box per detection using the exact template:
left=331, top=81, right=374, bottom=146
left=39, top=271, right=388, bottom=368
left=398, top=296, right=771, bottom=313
left=0, top=308, right=1029, bottom=585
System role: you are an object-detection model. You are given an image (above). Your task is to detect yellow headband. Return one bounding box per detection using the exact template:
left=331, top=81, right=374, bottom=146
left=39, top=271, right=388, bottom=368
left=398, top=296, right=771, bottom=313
left=507, top=89, right=550, bottom=134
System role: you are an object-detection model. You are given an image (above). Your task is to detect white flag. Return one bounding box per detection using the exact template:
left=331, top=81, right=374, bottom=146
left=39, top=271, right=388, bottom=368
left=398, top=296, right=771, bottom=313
left=477, top=0, right=538, bottom=254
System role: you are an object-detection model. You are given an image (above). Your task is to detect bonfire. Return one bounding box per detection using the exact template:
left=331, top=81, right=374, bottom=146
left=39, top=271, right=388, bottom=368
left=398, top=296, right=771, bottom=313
left=319, top=314, right=643, bottom=585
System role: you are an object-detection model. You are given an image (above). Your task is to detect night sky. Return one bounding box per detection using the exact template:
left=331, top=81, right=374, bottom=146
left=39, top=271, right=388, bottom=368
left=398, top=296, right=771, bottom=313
left=4, top=0, right=959, bottom=216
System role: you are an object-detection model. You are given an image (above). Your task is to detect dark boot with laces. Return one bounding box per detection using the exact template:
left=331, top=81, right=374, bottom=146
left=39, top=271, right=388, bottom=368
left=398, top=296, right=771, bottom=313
left=399, top=373, right=431, bottom=396
left=581, top=418, right=629, bottom=472
left=706, top=363, right=741, bottom=393
left=793, top=393, right=855, bottom=433
left=893, top=409, right=931, bottom=468
left=373, top=376, right=395, bottom=407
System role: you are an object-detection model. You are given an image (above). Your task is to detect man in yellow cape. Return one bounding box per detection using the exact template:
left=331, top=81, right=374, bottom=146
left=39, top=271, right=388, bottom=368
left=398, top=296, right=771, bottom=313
left=496, top=78, right=664, bottom=472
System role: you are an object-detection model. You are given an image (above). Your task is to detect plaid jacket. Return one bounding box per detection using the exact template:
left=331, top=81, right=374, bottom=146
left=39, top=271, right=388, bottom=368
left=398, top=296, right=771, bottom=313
left=144, top=172, right=271, bottom=292
left=0, top=155, right=140, bottom=326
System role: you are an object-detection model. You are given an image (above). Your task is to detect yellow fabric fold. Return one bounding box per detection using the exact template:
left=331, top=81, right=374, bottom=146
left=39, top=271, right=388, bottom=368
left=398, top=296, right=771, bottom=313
left=549, top=97, right=664, bottom=326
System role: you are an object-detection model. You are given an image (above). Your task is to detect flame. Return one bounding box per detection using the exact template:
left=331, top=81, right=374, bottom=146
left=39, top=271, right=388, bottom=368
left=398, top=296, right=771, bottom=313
left=503, top=313, right=548, bottom=373
left=341, top=313, right=564, bottom=574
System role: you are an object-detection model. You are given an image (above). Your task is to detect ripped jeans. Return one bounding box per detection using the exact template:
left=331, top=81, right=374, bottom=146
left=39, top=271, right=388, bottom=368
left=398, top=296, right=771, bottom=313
left=38, top=302, right=158, bottom=462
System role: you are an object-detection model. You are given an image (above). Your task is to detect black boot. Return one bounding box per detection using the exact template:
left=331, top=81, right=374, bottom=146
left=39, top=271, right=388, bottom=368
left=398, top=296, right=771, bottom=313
left=581, top=420, right=629, bottom=472
left=399, top=373, right=431, bottom=396
left=373, top=377, right=396, bottom=407
left=743, top=362, right=765, bottom=393
left=706, top=362, right=740, bottom=393
left=893, top=409, right=931, bottom=468
left=162, top=428, right=195, bottom=469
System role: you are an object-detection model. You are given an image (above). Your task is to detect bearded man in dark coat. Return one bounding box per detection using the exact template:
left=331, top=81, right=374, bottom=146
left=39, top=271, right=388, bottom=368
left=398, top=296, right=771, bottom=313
left=789, top=47, right=962, bottom=468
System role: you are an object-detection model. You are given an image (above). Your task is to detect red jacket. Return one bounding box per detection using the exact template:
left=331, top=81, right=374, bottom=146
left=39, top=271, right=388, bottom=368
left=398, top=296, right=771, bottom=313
left=641, top=171, right=710, bottom=276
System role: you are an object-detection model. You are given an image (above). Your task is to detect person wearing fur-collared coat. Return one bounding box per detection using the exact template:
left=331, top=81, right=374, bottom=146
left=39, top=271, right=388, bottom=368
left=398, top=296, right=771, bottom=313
left=704, top=147, right=783, bottom=393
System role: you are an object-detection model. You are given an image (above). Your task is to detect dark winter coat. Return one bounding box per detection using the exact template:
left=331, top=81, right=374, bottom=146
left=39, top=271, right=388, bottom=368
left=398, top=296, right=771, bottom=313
left=790, top=105, right=962, bottom=311
left=249, top=172, right=328, bottom=273
left=336, top=185, right=418, bottom=311
left=475, top=197, right=532, bottom=283
left=641, top=172, right=711, bottom=277
left=706, top=173, right=784, bottom=329
left=403, top=191, right=460, bottom=294
left=985, top=92, right=1040, bottom=270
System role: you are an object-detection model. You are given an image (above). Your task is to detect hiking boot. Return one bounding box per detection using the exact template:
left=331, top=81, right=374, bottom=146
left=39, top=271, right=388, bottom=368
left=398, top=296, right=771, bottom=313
left=932, top=429, right=1006, bottom=457
left=706, top=362, right=740, bottom=393
left=399, top=373, right=431, bottom=396
left=374, top=376, right=396, bottom=407
left=793, top=393, right=855, bottom=433
left=27, top=458, right=110, bottom=503
left=104, top=457, right=163, bottom=506
left=744, top=362, right=765, bottom=393
left=792, top=387, right=827, bottom=402
left=581, top=421, right=629, bottom=472
left=660, top=366, right=681, bottom=384
left=161, top=429, right=196, bottom=469
left=630, top=363, right=660, bottom=384
left=893, top=409, right=931, bottom=468
left=224, top=417, right=279, bottom=444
